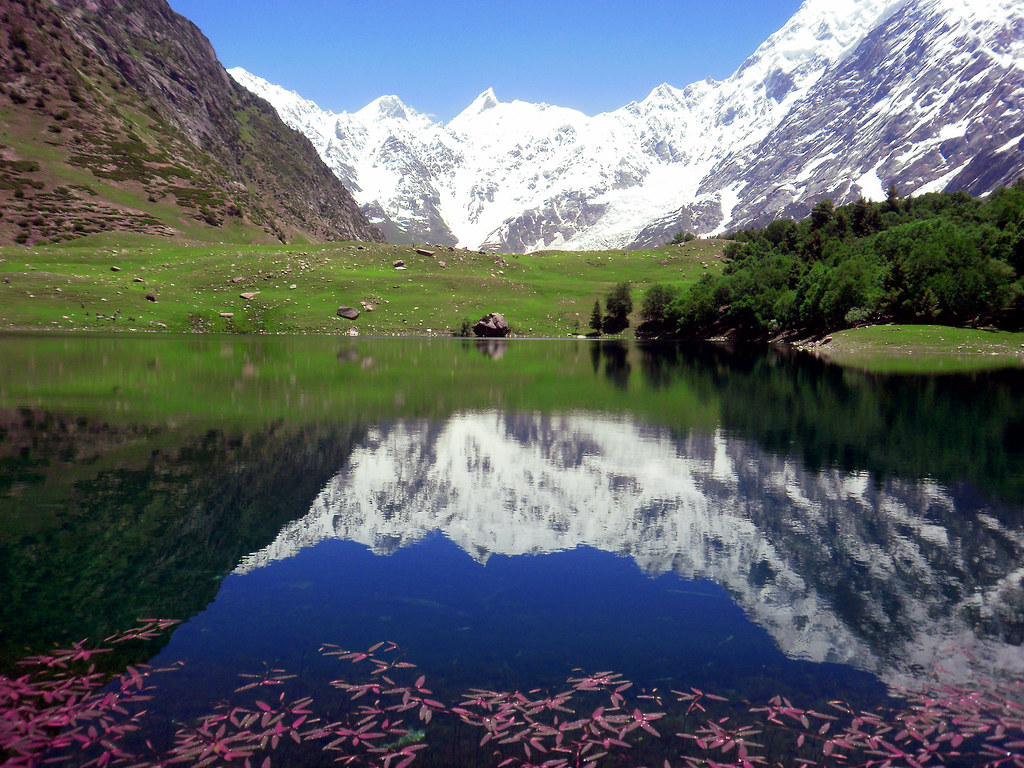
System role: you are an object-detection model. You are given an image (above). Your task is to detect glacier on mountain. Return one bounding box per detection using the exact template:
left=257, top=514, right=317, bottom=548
left=230, top=0, right=1024, bottom=252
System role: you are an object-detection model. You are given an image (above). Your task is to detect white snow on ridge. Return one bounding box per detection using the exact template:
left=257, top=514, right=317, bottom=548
left=230, top=0, right=1024, bottom=250
left=228, top=0, right=903, bottom=250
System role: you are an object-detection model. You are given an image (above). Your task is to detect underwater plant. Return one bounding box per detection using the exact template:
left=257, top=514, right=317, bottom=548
left=3, top=623, right=1024, bottom=768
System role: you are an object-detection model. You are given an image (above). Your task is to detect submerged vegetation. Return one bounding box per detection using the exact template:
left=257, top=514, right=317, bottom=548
left=665, top=181, right=1024, bottom=340
left=4, top=623, right=1024, bottom=768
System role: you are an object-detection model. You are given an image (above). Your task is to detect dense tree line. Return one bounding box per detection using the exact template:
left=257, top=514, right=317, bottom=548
left=656, top=181, right=1024, bottom=339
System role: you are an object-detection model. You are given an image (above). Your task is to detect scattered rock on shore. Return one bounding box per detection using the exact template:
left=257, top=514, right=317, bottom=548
left=473, top=312, right=509, bottom=338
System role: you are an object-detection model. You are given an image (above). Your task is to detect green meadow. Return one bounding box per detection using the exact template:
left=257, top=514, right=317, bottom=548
left=3, top=235, right=1023, bottom=375
left=812, top=324, right=1024, bottom=373
left=0, top=237, right=726, bottom=337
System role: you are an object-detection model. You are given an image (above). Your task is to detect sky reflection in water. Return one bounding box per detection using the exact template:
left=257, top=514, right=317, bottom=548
left=155, top=534, right=886, bottom=714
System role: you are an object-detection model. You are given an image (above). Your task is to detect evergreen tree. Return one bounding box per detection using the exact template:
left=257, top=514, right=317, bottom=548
left=810, top=199, right=835, bottom=231
left=851, top=198, right=882, bottom=237
left=885, top=184, right=902, bottom=214
left=638, top=283, right=681, bottom=337
left=604, top=282, right=633, bottom=333
left=589, top=300, right=602, bottom=333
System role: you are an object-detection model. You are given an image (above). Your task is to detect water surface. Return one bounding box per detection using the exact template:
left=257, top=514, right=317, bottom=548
left=2, top=334, right=1022, bottom=732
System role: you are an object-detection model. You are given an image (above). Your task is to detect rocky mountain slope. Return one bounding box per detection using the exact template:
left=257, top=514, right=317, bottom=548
left=235, top=413, right=1024, bottom=690
left=0, top=0, right=383, bottom=245
left=233, top=0, right=1024, bottom=252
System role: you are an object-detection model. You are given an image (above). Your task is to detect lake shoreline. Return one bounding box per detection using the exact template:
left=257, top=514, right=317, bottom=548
left=790, top=324, right=1024, bottom=373
left=3, top=322, right=1024, bottom=376
left=2, top=233, right=1023, bottom=374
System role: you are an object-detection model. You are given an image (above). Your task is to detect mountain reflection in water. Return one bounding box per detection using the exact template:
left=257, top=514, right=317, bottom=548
left=2, top=336, right=1023, bottom=714
left=235, top=412, right=1024, bottom=691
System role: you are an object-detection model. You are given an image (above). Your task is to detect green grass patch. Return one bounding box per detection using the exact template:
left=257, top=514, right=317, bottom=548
left=7, top=237, right=1021, bottom=374
left=0, top=240, right=726, bottom=337
left=814, top=325, right=1024, bottom=373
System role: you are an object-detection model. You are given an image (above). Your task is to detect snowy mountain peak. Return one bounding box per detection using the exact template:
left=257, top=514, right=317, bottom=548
left=232, top=0, right=1024, bottom=251
left=641, top=83, right=685, bottom=109
left=458, top=87, right=499, bottom=118
left=357, top=94, right=413, bottom=121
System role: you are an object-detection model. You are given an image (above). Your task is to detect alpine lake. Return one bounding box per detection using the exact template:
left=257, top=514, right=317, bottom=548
left=2, top=333, right=1023, bottom=766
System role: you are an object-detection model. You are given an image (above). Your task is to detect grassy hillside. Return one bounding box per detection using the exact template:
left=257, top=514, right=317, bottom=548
left=0, top=237, right=726, bottom=337
left=0, top=0, right=382, bottom=245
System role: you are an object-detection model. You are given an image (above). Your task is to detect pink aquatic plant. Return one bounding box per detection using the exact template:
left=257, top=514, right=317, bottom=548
left=0, top=619, right=179, bottom=768
left=3, top=624, right=1024, bottom=768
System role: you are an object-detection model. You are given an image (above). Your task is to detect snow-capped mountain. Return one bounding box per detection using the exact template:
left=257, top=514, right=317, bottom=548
left=230, top=0, right=1024, bottom=252
left=234, top=412, right=1024, bottom=691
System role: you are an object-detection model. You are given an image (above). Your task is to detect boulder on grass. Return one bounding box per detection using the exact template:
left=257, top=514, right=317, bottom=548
left=473, top=312, right=509, bottom=338
left=337, top=305, right=360, bottom=320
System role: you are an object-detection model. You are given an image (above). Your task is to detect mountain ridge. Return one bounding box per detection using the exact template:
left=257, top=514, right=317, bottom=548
left=0, top=0, right=384, bottom=246
left=232, top=0, right=1024, bottom=252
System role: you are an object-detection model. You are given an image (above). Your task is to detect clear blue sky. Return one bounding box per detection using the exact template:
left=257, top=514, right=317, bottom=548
left=167, top=0, right=804, bottom=121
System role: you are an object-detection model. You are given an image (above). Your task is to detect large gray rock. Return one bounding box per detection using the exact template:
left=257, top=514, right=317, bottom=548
left=337, top=306, right=360, bottom=320
left=473, top=312, right=509, bottom=338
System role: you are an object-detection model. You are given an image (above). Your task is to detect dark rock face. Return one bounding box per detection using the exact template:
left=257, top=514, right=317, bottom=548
left=336, top=306, right=360, bottom=320
left=0, top=0, right=384, bottom=245
left=481, top=191, right=608, bottom=253
left=473, top=313, right=509, bottom=338
left=629, top=199, right=726, bottom=250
